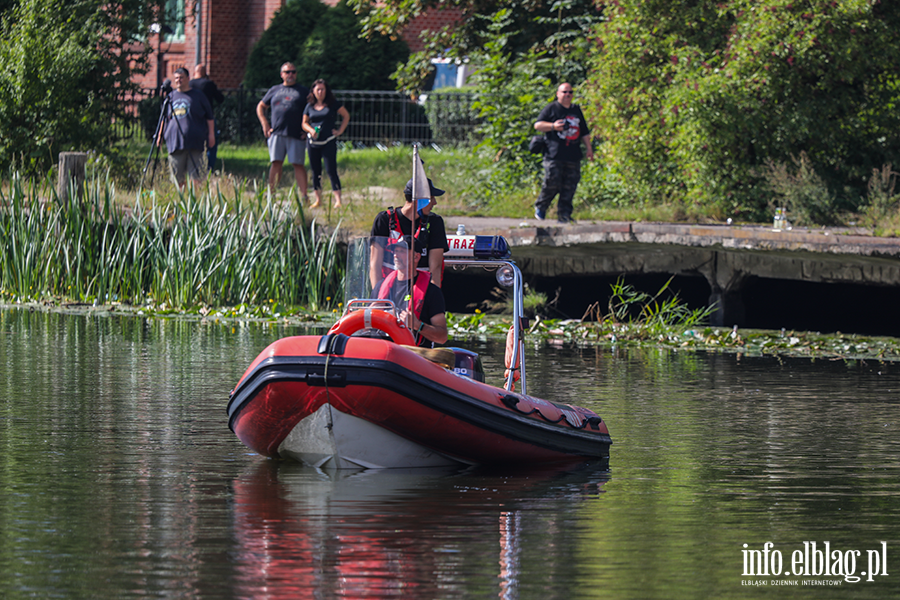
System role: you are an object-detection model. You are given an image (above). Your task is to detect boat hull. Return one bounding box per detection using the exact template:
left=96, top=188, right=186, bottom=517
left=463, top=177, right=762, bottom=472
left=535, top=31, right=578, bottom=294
left=228, top=335, right=611, bottom=468
left=279, top=403, right=465, bottom=469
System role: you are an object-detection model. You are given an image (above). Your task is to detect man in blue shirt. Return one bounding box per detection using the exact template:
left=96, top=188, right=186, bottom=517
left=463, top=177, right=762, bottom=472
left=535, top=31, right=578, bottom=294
left=156, top=67, right=215, bottom=191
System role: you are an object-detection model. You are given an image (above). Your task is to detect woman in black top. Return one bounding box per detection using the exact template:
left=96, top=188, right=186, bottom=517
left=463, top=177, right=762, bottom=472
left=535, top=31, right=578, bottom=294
left=302, top=79, right=350, bottom=208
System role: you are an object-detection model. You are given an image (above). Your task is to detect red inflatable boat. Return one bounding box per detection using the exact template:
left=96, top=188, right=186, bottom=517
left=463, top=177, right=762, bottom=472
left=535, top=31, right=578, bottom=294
left=227, top=234, right=612, bottom=468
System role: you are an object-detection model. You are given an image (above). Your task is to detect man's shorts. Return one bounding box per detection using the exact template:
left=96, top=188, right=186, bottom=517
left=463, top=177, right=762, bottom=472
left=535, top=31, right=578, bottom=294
left=168, top=149, right=204, bottom=184
left=268, top=134, right=307, bottom=165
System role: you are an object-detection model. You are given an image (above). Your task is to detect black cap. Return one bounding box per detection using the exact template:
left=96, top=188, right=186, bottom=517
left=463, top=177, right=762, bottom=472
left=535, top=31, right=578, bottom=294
left=403, top=178, right=445, bottom=201
left=394, top=235, right=426, bottom=253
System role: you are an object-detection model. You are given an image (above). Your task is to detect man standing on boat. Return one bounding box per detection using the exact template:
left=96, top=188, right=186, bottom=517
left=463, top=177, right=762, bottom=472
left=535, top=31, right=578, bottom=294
left=377, top=236, right=448, bottom=348
left=369, top=177, right=449, bottom=289
left=533, top=82, right=593, bottom=224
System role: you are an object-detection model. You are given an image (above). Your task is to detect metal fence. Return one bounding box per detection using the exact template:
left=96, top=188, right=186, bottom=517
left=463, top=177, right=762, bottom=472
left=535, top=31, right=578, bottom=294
left=116, top=88, right=481, bottom=148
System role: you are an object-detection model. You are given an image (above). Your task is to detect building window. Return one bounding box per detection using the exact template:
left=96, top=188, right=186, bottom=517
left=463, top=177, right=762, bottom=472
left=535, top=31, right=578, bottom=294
left=164, top=0, right=185, bottom=42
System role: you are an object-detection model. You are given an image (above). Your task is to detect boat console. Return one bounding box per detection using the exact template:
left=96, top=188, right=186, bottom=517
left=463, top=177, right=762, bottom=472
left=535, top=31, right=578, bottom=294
left=341, top=234, right=527, bottom=394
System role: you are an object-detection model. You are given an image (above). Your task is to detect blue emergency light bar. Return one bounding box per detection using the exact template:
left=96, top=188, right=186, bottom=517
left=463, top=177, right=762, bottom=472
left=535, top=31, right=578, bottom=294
left=445, top=235, right=511, bottom=260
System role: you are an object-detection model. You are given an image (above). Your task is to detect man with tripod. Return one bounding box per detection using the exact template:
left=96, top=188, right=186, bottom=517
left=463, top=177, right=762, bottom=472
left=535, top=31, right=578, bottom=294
left=156, top=67, right=215, bottom=191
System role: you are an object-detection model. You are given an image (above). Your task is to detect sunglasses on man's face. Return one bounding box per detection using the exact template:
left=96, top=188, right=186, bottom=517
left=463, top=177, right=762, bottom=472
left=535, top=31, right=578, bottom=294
left=282, top=70, right=296, bottom=74
left=560, top=90, right=573, bottom=94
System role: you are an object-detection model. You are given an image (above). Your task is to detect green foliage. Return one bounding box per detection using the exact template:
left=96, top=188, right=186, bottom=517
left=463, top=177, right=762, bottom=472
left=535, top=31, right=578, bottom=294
left=245, top=0, right=407, bottom=91
left=351, top=0, right=601, bottom=90
left=445, top=309, right=900, bottom=362
left=0, top=170, right=344, bottom=311
left=762, top=152, right=838, bottom=226
left=423, top=88, right=481, bottom=146
left=864, top=163, right=899, bottom=223
left=0, top=0, right=159, bottom=172
left=242, top=0, right=327, bottom=89
left=597, top=276, right=713, bottom=331
left=297, top=1, right=408, bottom=91
left=458, top=5, right=601, bottom=204
left=522, top=286, right=549, bottom=318
left=573, top=160, right=635, bottom=210
left=591, top=0, right=900, bottom=223
left=469, top=11, right=554, bottom=168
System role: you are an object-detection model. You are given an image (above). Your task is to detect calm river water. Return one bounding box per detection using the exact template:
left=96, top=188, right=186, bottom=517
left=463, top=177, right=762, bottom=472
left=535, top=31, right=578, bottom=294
left=1, top=308, right=898, bottom=599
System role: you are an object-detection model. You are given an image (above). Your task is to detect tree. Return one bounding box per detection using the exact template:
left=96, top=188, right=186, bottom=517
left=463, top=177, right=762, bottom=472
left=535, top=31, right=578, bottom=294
left=244, top=0, right=406, bottom=91
left=0, top=0, right=17, bottom=15
left=0, top=0, right=161, bottom=172
left=296, top=1, right=408, bottom=90
left=242, top=0, right=327, bottom=89
left=590, top=0, right=900, bottom=220
left=350, top=0, right=601, bottom=93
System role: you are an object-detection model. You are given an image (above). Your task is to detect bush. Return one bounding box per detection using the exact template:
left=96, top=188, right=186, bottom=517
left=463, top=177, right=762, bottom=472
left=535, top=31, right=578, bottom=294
left=423, top=88, right=481, bottom=146
left=0, top=0, right=155, bottom=172
left=763, top=152, right=839, bottom=226
left=243, top=0, right=326, bottom=89
left=864, top=164, right=900, bottom=227
left=295, top=1, right=408, bottom=91
left=590, top=1, right=900, bottom=221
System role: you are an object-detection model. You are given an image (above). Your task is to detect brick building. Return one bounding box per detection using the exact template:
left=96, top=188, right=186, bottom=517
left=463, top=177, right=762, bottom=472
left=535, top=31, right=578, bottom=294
left=138, top=0, right=462, bottom=91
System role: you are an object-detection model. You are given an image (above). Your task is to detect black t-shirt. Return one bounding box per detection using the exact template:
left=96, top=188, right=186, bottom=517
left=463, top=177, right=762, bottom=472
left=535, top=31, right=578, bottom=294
left=536, top=101, right=590, bottom=162
left=261, top=83, right=309, bottom=139
left=163, top=89, right=213, bottom=153
left=370, top=209, right=448, bottom=270
left=303, top=101, right=344, bottom=143
left=189, top=77, right=224, bottom=109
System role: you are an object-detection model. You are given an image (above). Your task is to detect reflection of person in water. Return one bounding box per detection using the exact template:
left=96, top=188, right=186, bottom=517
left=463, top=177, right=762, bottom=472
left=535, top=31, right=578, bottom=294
left=376, top=236, right=447, bottom=348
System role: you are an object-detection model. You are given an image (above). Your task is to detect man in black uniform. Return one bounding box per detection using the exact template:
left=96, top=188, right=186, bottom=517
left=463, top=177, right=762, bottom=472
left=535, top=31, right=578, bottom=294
left=369, top=177, right=449, bottom=289
left=189, top=64, right=224, bottom=172
left=533, top=82, right=594, bottom=224
left=256, top=62, right=309, bottom=199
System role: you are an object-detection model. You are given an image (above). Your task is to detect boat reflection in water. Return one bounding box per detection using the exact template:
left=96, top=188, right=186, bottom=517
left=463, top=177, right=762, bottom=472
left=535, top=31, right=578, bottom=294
left=230, top=460, right=610, bottom=598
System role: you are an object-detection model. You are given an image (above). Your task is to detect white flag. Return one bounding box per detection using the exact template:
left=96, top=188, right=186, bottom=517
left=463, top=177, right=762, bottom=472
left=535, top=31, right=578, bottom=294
left=411, top=144, right=431, bottom=212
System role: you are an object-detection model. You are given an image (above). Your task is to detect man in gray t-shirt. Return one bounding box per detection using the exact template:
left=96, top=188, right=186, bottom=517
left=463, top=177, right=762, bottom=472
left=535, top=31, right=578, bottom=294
left=256, top=62, right=310, bottom=198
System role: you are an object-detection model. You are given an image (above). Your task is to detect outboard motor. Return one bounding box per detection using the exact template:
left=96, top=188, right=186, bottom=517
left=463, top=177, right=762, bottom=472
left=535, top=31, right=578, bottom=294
left=447, top=348, right=485, bottom=382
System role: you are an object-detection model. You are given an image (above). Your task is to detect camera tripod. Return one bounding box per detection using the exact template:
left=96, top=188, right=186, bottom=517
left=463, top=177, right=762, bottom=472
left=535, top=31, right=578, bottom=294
left=140, top=82, right=204, bottom=189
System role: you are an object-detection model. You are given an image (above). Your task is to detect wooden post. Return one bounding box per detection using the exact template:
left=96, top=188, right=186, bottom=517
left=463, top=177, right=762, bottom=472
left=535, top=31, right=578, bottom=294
left=57, top=152, right=87, bottom=203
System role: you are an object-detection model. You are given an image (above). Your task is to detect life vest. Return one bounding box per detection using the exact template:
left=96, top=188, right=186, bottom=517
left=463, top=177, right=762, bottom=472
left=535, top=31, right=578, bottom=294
left=377, top=270, right=431, bottom=320
left=381, top=207, right=433, bottom=279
